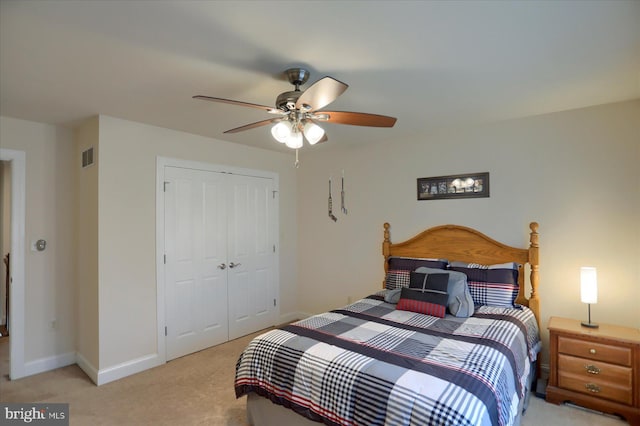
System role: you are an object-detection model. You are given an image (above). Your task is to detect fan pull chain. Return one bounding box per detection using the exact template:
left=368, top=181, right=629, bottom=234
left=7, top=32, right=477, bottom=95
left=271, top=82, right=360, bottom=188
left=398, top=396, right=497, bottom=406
left=295, top=149, right=300, bottom=168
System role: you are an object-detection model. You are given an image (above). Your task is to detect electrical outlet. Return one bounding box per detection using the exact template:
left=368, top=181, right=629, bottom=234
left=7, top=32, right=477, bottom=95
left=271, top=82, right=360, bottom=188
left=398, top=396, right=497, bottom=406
left=49, top=319, right=57, bottom=329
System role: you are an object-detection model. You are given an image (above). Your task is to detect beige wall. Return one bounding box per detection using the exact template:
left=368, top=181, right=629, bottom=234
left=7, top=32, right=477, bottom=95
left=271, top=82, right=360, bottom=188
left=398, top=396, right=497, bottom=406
left=1, top=99, right=637, bottom=379
left=96, top=115, right=298, bottom=370
left=296, top=100, right=640, bottom=365
left=75, top=117, right=100, bottom=370
left=0, top=114, right=298, bottom=380
left=0, top=116, right=76, bottom=363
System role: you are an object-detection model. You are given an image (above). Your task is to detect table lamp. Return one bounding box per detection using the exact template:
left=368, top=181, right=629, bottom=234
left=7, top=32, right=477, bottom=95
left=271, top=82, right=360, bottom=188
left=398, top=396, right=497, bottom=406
left=580, top=267, right=599, bottom=328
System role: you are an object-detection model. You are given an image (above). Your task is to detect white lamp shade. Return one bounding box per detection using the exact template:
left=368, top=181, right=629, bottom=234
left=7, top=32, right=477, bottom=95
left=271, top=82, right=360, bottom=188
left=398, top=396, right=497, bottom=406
left=271, top=122, right=290, bottom=143
left=303, top=121, right=325, bottom=145
left=284, top=130, right=303, bottom=149
left=580, top=267, right=598, bottom=304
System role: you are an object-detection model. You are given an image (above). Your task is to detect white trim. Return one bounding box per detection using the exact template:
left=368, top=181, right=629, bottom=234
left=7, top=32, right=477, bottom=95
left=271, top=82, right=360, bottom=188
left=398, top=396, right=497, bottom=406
left=294, top=312, right=313, bottom=321
left=156, top=156, right=280, bottom=364
left=76, top=350, right=162, bottom=386
left=278, top=312, right=306, bottom=325
left=0, top=148, right=26, bottom=380
left=157, top=157, right=277, bottom=180
left=24, top=351, right=76, bottom=377
left=76, top=352, right=99, bottom=384
left=155, top=157, right=167, bottom=364
left=96, top=353, right=162, bottom=386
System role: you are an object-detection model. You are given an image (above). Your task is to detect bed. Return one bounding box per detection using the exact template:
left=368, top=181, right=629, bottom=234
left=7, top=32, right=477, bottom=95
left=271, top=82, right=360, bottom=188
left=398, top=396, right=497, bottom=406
left=236, top=222, right=541, bottom=426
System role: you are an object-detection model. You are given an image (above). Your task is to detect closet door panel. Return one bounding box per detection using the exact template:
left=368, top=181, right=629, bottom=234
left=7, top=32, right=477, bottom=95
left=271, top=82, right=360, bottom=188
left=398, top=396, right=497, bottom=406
left=165, top=167, right=228, bottom=360
left=165, top=165, right=277, bottom=358
left=228, top=174, right=276, bottom=339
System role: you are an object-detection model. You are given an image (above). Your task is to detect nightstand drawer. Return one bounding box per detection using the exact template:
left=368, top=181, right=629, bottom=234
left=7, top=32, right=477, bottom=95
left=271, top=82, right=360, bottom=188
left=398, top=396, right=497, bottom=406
left=558, top=336, right=632, bottom=366
left=558, top=354, right=632, bottom=387
left=558, top=371, right=633, bottom=405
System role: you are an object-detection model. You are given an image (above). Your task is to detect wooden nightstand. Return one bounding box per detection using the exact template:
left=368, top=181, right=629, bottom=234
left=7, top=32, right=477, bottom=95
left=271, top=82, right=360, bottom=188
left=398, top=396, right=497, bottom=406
left=546, top=316, right=640, bottom=425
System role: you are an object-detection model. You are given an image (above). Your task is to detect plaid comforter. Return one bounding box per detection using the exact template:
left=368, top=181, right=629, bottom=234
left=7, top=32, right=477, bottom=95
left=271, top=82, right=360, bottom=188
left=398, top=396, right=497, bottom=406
left=235, top=293, right=541, bottom=426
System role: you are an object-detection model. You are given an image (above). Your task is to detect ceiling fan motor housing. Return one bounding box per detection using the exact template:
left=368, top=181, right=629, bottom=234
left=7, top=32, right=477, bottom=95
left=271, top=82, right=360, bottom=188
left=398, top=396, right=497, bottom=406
left=276, top=68, right=311, bottom=111
left=276, top=90, right=302, bottom=111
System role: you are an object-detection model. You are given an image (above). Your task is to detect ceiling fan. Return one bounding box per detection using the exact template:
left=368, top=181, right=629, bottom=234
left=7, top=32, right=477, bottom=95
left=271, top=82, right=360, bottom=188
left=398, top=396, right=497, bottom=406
left=193, top=68, right=397, bottom=150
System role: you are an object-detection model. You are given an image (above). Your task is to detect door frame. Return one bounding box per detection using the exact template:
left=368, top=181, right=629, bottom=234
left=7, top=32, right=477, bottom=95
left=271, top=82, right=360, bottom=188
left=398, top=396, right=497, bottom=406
left=155, top=157, right=279, bottom=363
left=0, top=148, right=26, bottom=379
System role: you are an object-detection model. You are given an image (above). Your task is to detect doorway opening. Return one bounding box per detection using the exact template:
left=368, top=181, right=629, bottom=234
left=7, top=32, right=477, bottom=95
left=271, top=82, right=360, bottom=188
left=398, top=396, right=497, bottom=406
left=0, top=149, right=26, bottom=380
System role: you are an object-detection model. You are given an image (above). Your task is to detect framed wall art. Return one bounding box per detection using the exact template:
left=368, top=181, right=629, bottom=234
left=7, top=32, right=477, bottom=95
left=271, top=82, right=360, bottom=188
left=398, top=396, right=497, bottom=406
left=417, top=172, right=490, bottom=200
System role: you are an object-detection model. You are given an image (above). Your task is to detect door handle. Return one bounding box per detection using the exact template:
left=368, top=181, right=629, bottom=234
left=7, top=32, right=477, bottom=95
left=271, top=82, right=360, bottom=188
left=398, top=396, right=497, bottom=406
left=229, top=262, right=241, bottom=269
left=217, top=263, right=227, bottom=270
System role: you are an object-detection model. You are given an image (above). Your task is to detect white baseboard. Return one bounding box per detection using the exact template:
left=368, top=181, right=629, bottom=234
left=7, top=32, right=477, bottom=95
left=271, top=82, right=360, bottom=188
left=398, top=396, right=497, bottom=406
left=279, top=311, right=312, bottom=325
left=77, top=351, right=163, bottom=386
left=296, top=311, right=313, bottom=320
left=276, top=312, right=305, bottom=325
left=96, top=353, right=162, bottom=386
left=76, top=351, right=99, bottom=384
left=24, top=351, right=76, bottom=378
left=20, top=350, right=163, bottom=386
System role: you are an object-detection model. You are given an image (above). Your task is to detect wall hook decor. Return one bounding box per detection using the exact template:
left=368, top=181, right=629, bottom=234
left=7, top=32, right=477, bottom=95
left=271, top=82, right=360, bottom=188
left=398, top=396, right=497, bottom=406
left=328, top=176, right=338, bottom=222
left=341, top=170, right=348, bottom=215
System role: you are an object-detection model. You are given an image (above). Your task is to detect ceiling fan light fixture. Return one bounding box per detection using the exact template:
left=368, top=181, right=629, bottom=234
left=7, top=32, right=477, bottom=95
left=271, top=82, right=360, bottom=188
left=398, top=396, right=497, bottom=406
left=303, top=121, right=325, bottom=145
left=271, top=121, right=290, bottom=143
left=285, top=128, right=303, bottom=149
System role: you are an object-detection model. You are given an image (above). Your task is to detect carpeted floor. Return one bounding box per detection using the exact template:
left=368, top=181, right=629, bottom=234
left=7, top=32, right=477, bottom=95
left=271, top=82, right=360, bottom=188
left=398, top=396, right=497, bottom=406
left=0, top=334, right=627, bottom=425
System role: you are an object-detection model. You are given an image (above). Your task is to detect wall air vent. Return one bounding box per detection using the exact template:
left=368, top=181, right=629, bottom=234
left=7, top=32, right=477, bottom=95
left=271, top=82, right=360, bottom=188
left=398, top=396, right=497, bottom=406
left=82, top=147, right=94, bottom=168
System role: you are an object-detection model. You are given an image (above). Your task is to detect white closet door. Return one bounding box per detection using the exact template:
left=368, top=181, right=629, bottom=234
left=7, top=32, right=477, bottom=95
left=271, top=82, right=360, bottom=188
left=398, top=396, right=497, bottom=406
left=227, top=174, right=276, bottom=340
left=164, top=166, right=228, bottom=360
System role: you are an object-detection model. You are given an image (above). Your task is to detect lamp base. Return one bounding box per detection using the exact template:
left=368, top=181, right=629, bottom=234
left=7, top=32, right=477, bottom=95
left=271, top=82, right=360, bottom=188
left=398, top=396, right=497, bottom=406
left=581, top=321, right=599, bottom=328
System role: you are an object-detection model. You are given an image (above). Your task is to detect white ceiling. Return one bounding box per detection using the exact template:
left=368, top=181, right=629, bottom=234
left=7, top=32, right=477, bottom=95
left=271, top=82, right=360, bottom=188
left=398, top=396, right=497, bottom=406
left=1, top=0, right=639, bottom=152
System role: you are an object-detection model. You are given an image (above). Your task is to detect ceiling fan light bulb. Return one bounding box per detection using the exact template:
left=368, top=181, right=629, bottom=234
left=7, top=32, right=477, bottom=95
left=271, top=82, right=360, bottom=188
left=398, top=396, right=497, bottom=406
left=285, top=130, right=303, bottom=149
left=303, top=122, right=325, bottom=145
left=271, top=122, right=290, bottom=143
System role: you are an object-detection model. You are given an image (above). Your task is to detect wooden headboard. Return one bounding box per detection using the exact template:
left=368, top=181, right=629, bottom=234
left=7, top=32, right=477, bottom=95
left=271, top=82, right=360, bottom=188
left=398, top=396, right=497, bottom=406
left=382, top=222, right=540, bottom=327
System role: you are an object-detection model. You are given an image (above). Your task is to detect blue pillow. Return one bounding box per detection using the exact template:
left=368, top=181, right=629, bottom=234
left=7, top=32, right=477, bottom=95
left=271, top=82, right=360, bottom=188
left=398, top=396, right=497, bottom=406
left=415, top=266, right=474, bottom=317
left=384, top=288, right=402, bottom=304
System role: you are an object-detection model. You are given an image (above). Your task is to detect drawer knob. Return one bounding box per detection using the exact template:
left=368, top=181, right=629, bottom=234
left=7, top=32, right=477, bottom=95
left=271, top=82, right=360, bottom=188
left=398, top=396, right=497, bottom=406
left=585, top=383, right=601, bottom=393
left=584, top=364, right=601, bottom=375
left=589, top=348, right=596, bottom=354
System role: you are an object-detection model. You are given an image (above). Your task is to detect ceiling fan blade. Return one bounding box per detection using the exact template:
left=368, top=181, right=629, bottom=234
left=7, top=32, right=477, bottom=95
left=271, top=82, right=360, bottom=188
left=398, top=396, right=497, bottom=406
left=193, top=95, right=282, bottom=114
left=223, top=118, right=283, bottom=134
left=316, top=111, right=397, bottom=127
left=295, top=77, right=348, bottom=112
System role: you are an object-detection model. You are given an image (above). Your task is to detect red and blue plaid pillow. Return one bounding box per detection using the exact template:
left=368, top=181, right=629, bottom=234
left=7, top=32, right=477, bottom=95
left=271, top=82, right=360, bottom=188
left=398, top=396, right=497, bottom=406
left=396, top=272, right=449, bottom=318
left=449, top=261, right=520, bottom=308
left=385, top=257, right=448, bottom=290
